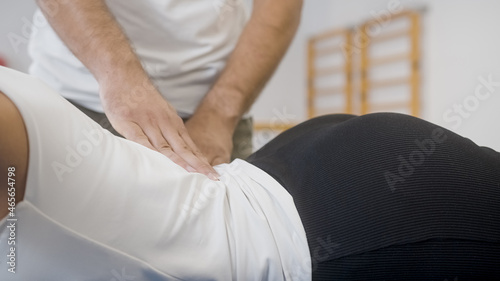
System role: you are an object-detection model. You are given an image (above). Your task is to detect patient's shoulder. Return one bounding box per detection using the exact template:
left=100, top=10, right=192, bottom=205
left=0, top=91, right=28, bottom=218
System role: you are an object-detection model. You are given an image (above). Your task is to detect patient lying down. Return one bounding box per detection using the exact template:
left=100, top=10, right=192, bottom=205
left=1, top=66, right=499, bottom=280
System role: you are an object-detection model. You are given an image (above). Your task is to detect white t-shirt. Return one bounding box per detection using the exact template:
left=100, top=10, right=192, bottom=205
left=28, top=0, right=248, bottom=117
left=0, top=66, right=311, bottom=280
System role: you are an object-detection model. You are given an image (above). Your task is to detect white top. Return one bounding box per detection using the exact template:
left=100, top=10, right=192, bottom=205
left=0, top=66, right=311, bottom=280
left=28, top=0, right=248, bottom=117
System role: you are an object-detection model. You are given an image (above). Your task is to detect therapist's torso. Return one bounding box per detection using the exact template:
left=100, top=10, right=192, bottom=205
left=28, top=0, right=248, bottom=116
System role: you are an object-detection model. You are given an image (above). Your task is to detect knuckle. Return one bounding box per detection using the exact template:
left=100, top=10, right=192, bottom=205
left=131, top=134, right=150, bottom=144
left=135, top=134, right=149, bottom=141
left=157, top=143, right=172, bottom=152
left=174, top=144, right=191, bottom=153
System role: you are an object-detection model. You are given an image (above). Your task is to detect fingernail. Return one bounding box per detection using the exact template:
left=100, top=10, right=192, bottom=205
left=208, top=173, right=220, bottom=181
left=186, top=165, right=197, bottom=173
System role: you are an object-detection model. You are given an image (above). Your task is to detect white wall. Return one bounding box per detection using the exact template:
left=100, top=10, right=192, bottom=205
left=423, top=0, right=500, bottom=151
left=252, top=0, right=500, bottom=151
left=0, top=1, right=37, bottom=71
left=2, top=0, right=500, bottom=150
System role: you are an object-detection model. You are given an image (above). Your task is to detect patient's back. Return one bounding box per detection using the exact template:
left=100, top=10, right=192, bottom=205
left=0, top=66, right=310, bottom=280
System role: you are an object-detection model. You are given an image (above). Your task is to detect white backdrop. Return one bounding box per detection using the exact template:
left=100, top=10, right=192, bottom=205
left=251, top=0, right=500, bottom=151
left=2, top=0, right=499, bottom=150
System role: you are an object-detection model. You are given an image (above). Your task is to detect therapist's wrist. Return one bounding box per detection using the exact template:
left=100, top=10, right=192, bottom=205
left=96, top=56, right=143, bottom=83
left=192, top=105, right=240, bottom=134
left=98, top=62, right=158, bottom=98
left=194, top=89, right=246, bottom=132
left=98, top=71, right=165, bottom=119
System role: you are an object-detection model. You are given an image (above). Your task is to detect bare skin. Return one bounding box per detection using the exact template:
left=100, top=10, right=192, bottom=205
left=0, top=91, right=28, bottom=219
left=36, top=0, right=302, bottom=167
left=185, top=0, right=303, bottom=164
left=36, top=0, right=218, bottom=180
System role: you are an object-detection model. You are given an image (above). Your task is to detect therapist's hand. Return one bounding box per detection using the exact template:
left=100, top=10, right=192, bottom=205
left=34, top=0, right=218, bottom=181
left=100, top=77, right=219, bottom=181
left=185, top=111, right=234, bottom=166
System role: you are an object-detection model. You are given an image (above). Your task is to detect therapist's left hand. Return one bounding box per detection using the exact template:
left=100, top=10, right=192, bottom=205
left=185, top=112, right=234, bottom=166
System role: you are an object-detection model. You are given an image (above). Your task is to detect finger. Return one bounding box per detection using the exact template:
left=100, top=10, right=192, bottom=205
left=162, top=128, right=219, bottom=180
left=178, top=128, right=211, bottom=163
left=120, top=122, right=190, bottom=169
left=140, top=122, right=194, bottom=172
left=171, top=132, right=219, bottom=179
left=117, top=121, right=156, bottom=151
left=168, top=121, right=214, bottom=165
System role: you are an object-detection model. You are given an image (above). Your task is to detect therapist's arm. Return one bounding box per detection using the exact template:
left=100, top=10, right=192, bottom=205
left=35, top=0, right=218, bottom=180
left=186, top=0, right=303, bottom=165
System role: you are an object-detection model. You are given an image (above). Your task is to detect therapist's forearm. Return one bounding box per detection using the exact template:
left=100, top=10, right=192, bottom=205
left=36, top=0, right=220, bottom=179
left=36, top=0, right=150, bottom=89
left=193, top=0, right=303, bottom=129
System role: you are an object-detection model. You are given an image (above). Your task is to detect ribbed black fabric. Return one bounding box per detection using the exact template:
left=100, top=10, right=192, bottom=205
left=312, top=239, right=500, bottom=280
left=247, top=113, right=500, bottom=280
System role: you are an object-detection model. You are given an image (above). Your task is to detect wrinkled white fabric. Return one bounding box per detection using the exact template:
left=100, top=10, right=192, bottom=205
left=0, top=67, right=311, bottom=280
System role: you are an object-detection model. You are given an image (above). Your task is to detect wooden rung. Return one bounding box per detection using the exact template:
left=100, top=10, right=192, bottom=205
left=371, top=29, right=410, bottom=43
left=314, top=86, right=345, bottom=96
left=369, top=53, right=410, bottom=66
left=314, top=65, right=345, bottom=76
left=315, top=45, right=344, bottom=56
left=253, top=122, right=296, bottom=131
left=369, top=77, right=410, bottom=89
left=311, top=28, right=349, bottom=42
left=391, top=10, right=416, bottom=20
left=366, top=101, right=411, bottom=112
left=364, top=10, right=415, bottom=27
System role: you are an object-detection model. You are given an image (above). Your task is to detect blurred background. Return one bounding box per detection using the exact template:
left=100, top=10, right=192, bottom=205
left=2, top=0, right=499, bottom=151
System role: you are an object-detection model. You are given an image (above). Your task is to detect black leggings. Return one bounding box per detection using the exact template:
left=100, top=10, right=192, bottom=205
left=246, top=113, right=500, bottom=281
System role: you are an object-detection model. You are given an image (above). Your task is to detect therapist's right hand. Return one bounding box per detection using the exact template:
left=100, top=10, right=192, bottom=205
left=99, top=77, right=220, bottom=181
